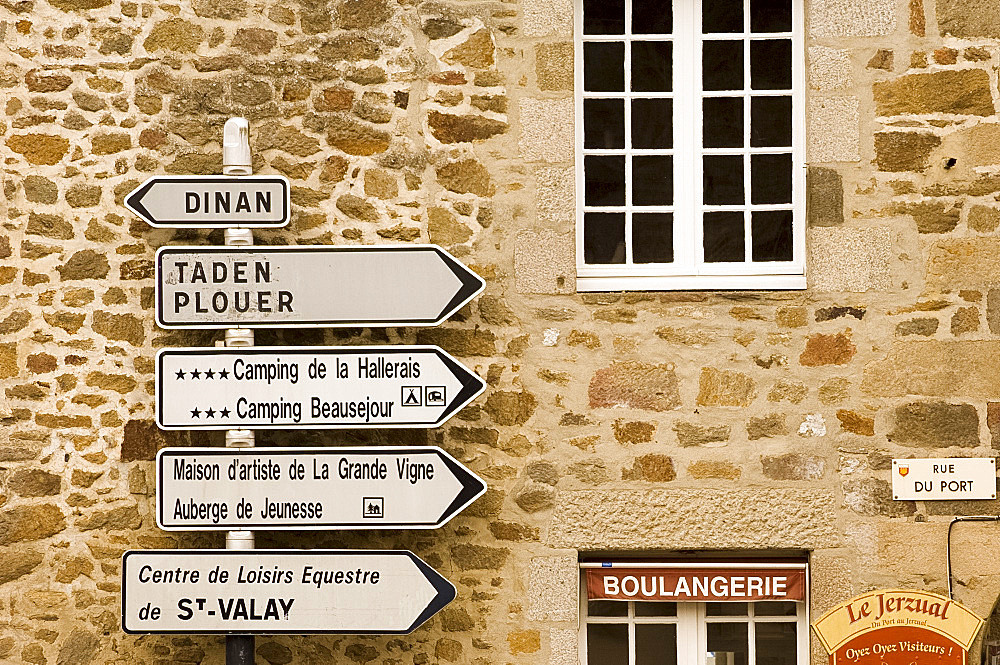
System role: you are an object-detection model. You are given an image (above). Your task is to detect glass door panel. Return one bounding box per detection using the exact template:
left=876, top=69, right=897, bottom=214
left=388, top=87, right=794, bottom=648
left=636, top=624, right=678, bottom=665
left=706, top=622, right=748, bottom=665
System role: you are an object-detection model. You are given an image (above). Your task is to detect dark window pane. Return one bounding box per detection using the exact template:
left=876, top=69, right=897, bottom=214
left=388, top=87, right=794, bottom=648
left=703, top=0, right=743, bottom=32
left=704, top=97, right=744, bottom=148
left=635, top=601, right=677, bottom=616
left=634, top=1, right=672, bottom=34
left=704, top=212, right=745, bottom=262
left=585, top=42, right=625, bottom=92
left=585, top=99, right=626, bottom=149
left=587, top=623, right=629, bottom=664
left=751, top=0, right=792, bottom=32
left=755, top=601, right=798, bottom=617
left=750, top=96, right=791, bottom=147
left=585, top=156, right=626, bottom=206
left=636, top=624, right=678, bottom=665
left=703, top=41, right=744, bottom=91
left=751, top=153, right=792, bottom=204
left=755, top=622, right=797, bottom=665
left=584, top=213, right=626, bottom=264
left=588, top=600, right=628, bottom=617
left=584, top=0, right=624, bottom=34
left=703, top=155, right=744, bottom=205
left=750, top=40, right=792, bottom=89
left=751, top=210, right=793, bottom=261
left=632, top=41, right=672, bottom=92
left=633, top=214, right=674, bottom=263
left=706, top=602, right=749, bottom=616
left=633, top=156, right=673, bottom=206
left=707, top=622, right=749, bottom=665
left=632, top=98, right=672, bottom=149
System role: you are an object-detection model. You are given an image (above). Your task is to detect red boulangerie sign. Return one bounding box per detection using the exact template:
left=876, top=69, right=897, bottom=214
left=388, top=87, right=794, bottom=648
left=586, top=567, right=806, bottom=602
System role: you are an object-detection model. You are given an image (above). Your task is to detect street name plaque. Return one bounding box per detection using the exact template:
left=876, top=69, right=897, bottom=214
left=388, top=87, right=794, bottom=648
left=157, top=446, right=486, bottom=530
left=122, top=550, right=454, bottom=634
left=155, top=346, right=485, bottom=430
left=155, top=245, right=484, bottom=328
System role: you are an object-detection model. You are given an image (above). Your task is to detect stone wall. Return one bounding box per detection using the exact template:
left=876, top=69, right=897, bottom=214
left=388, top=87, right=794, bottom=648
left=4, top=0, right=1000, bottom=662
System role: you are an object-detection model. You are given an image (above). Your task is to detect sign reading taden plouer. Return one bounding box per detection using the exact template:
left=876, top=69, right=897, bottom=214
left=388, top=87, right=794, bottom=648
left=157, top=446, right=486, bottom=530
left=122, top=550, right=454, bottom=635
left=155, top=245, right=485, bottom=328
left=125, top=176, right=291, bottom=228
left=155, top=346, right=485, bottom=430
left=812, top=589, right=983, bottom=664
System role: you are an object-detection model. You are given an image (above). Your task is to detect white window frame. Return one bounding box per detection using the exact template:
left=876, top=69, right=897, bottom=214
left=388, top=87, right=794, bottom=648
left=578, top=561, right=811, bottom=665
left=574, top=0, right=807, bottom=292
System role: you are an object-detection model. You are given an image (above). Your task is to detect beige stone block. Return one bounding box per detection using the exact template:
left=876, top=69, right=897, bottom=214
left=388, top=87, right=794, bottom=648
left=515, top=230, right=575, bottom=294
left=808, top=97, right=860, bottom=162
left=550, top=628, right=579, bottom=665
left=809, top=550, right=856, bottom=616
left=927, top=237, right=1000, bottom=289
left=519, top=98, right=574, bottom=163
left=522, top=0, right=573, bottom=37
left=809, top=0, right=896, bottom=36
left=547, top=489, right=839, bottom=549
left=536, top=166, right=575, bottom=229
left=808, top=227, right=892, bottom=292
left=527, top=555, right=578, bottom=621
left=808, top=47, right=851, bottom=91
left=861, top=340, right=1000, bottom=398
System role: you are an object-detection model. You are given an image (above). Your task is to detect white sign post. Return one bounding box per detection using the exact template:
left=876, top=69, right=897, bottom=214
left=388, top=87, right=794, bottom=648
left=125, top=176, right=291, bottom=228
left=122, top=550, right=455, bottom=634
left=155, top=245, right=485, bottom=328
left=892, top=458, right=997, bottom=500
left=156, top=346, right=485, bottom=430
left=157, top=446, right=486, bottom=530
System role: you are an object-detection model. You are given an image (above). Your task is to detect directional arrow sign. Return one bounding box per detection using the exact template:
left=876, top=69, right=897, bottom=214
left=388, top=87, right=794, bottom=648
left=156, top=446, right=486, bottom=530
left=122, top=549, right=454, bottom=634
left=155, top=245, right=484, bottom=328
left=125, top=176, right=290, bottom=228
left=156, top=346, right=485, bottom=430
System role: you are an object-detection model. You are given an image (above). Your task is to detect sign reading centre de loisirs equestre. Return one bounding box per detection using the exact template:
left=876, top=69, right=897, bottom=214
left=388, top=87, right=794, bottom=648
left=156, top=447, right=486, bottom=530
left=154, top=245, right=485, bottom=328
left=155, top=346, right=485, bottom=429
left=812, top=589, right=984, bottom=664
left=892, top=458, right=997, bottom=501
left=125, top=176, right=291, bottom=228
left=122, top=550, right=454, bottom=635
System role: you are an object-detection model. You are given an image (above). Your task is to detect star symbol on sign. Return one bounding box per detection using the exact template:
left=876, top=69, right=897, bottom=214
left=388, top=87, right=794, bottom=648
left=205, top=369, right=215, bottom=379
left=190, top=369, right=202, bottom=379
left=218, top=369, right=229, bottom=379
left=175, top=369, right=186, bottom=380
left=205, top=408, right=216, bottom=418
left=191, top=408, right=201, bottom=418
left=220, top=407, right=231, bottom=417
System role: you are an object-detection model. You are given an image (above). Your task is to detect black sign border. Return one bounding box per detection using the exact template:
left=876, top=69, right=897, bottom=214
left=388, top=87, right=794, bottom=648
left=155, top=446, right=486, bottom=531
left=121, top=549, right=456, bottom=635
left=125, top=176, right=291, bottom=228
left=154, top=245, right=485, bottom=328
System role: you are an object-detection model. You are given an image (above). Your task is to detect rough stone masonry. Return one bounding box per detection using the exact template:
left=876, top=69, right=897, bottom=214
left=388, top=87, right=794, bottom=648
left=6, top=0, right=1000, bottom=662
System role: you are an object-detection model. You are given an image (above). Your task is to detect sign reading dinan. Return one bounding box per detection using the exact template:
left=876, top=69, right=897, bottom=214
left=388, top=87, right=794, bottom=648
left=586, top=566, right=806, bottom=602
left=157, top=446, right=486, bottom=530
left=122, top=549, right=454, bottom=635
left=155, top=346, right=485, bottom=430
left=125, top=176, right=290, bottom=228
left=155, top=245, right=484, bottom=328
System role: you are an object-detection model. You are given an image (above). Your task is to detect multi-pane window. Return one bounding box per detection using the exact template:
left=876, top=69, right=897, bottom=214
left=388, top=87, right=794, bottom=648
left=576, top=0, right=805, bottom=291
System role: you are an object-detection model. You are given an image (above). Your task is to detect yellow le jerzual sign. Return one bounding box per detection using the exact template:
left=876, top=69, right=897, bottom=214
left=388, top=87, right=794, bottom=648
left=812, top=589, right=983, bottom=654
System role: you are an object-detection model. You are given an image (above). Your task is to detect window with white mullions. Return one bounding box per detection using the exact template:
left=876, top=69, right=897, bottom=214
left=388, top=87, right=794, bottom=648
left=576, top=0, right=805, bottom=291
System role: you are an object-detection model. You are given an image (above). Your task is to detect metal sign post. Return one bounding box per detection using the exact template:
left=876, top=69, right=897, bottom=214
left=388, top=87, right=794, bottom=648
left=221, top=117, right=255, bottom=665
left=156, top=446, right=487, bottom=530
